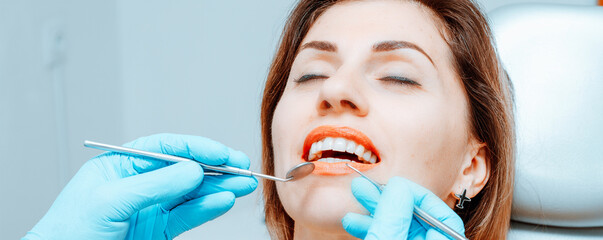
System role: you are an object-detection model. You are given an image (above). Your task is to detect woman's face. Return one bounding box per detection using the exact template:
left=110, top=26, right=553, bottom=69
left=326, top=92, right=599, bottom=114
left=271, top=0, right=474, bottom=233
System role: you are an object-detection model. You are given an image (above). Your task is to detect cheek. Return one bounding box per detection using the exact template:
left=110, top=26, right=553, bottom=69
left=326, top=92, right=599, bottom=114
left=271, top=100, right=294, bottom=177
left=271, top=90, right=314, bottom=177
left=272, top=96, right=302, bottom=217
left=376, top=96, right=469, bottom=196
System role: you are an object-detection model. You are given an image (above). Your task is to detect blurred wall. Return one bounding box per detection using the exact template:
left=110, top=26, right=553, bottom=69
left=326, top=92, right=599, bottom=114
left=0, top=0, right=596, bottom=239
left=0, top=0, right=122, bottom=238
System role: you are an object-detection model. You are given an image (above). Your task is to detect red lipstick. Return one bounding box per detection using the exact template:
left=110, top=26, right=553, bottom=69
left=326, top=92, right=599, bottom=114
left=302, top=125, right=380, bottom=175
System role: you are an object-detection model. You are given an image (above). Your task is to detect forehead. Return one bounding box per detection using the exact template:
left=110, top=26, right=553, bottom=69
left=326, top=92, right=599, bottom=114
left=302, top=0, right=450, bottom=63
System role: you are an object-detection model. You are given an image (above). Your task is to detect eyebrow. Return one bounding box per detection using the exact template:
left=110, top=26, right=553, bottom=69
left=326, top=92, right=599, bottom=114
left=299, top=40, right=435, bottom=66
left=373, top=41, right=434, bottom=65
left=300, top=41, right=338, bottom=52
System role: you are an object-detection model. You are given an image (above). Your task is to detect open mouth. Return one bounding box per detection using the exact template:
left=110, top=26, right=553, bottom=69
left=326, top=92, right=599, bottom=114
left=302, top=125, right=380, bottom=175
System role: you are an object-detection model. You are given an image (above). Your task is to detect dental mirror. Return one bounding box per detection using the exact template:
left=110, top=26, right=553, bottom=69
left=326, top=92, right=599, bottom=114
left=284, top=162, right=315, bottom=181
left=228, top=161, right=314, bottom=182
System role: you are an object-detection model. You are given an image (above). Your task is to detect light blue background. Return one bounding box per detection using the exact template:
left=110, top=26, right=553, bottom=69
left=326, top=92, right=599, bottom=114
left=0, top=0, right=596, bottom=239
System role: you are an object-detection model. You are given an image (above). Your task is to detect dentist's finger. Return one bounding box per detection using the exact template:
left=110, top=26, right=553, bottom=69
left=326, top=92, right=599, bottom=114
left=161, top=174, right=257, bottom=211
left=166, top=191, right=236, bottom=238
left=404, top=179, right=465, bottom=238
left=102, top=161, right=203, bottom=222
left=160, top=149, right=255, bottom=211
left=342, top=212, right=373, bottom=239
left=365, top=177, right=415, bottom=240
left=120, top=134, right=230, bottom=176
left=350, top=177, right=381, bottom=215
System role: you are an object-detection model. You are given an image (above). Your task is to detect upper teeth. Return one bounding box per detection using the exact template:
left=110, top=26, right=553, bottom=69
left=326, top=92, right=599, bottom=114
left=308, top=137, right=377, bottom=164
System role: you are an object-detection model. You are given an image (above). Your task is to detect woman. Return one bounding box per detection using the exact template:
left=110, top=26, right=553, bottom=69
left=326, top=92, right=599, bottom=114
left=261, top=0, right=514, bottom=239
left=24, top=0, right=513, bottom=239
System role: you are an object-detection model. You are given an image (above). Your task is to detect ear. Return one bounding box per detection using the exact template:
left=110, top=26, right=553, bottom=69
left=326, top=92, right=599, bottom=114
left=450, top=140, right=490, bottom=200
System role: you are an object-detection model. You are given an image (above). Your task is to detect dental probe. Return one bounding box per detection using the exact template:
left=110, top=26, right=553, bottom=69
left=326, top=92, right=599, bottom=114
left=345, top=164, right=469, bottom=240
left=84, top=140, right=314, bottom=182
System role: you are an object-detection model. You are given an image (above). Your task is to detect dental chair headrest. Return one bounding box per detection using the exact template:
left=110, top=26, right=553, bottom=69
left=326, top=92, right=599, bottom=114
left=490, top=4, right=603, bottom=228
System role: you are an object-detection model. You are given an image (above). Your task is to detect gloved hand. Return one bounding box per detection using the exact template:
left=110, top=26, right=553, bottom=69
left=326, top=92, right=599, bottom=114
left=23, top=133, right=258, bottom=240
left=342, top=177, right=465, bottom=239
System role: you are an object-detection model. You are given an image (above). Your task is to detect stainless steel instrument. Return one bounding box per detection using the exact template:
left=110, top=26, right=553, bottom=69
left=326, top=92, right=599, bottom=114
left=84, top=140, right=314, bottom=182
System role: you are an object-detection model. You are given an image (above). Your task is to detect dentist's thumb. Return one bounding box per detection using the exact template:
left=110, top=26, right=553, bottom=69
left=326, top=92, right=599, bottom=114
left=104, top=161, right=204, bottom=221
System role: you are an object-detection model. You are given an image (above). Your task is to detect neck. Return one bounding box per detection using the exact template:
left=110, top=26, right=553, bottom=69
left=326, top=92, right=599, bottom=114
left=293, top=222, right=357, bottom=240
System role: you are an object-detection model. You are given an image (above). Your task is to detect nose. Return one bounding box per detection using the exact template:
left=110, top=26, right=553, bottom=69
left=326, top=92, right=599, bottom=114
left=316, top=73, right=369, bottom=117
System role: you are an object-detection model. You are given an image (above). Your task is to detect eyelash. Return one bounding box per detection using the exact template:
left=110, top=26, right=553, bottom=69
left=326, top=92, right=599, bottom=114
left=379, top=76, right=421, bottom=86
left=294, top=74, right=328, bottom=83
left=294, top=74, right=421, bottom=86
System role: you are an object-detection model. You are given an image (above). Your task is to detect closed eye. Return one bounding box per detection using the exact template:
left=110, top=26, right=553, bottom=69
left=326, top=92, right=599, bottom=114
left=294, top=74, right=329, bottom=83
left=379, top=76, right=421, bottom=86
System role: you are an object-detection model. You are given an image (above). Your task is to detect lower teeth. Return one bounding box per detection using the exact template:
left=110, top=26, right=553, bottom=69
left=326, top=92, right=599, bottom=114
left=316, top=158, right=353, bottom=163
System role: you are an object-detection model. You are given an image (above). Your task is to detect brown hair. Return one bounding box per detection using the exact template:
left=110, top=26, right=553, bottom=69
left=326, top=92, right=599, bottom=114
left=260, top=0, right=515, bottom=239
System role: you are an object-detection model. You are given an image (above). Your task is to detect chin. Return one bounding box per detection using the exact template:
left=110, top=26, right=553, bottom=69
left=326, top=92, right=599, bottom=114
left=278, top=174, right=366, bottom=233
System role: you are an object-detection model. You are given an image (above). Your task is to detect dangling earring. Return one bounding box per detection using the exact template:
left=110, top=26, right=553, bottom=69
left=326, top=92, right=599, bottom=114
left=454, top=189, right=471, bottom=209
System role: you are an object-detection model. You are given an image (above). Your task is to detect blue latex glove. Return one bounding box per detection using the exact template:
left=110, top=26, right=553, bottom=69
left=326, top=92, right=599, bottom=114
left=23, top=133, right=258, bottom=240
left=342, top=177, right=465, bottom=239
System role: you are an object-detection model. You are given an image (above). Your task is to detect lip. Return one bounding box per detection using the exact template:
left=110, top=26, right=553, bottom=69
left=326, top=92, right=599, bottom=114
left=302, top=125, right=380, bottom=175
